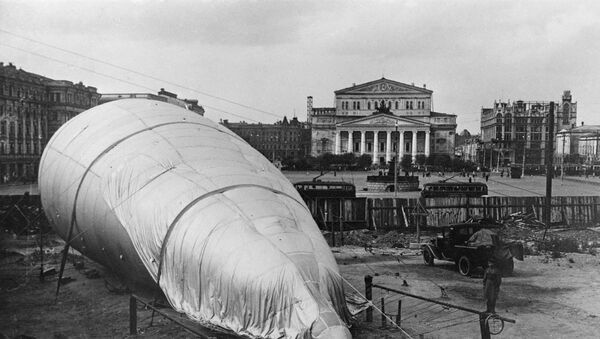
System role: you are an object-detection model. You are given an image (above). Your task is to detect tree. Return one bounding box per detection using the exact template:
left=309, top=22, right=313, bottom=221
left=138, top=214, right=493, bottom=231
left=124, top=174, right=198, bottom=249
left=317, top=153, right=335, bottom=169
left=400, top=154, right=413, bottom=171
left=431, top=154, right=451, bottom=170
left=416, top=154, right=428, bottom=167
left=338, top=153, right=356, bottom=167
left=356, top=154, right=372, bottom=169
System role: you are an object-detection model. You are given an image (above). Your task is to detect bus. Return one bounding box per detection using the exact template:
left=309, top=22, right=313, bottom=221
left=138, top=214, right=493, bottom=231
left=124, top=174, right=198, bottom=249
left=421, top=182, right=488, bottom=198
left=293, top=181, right=356, bottom=199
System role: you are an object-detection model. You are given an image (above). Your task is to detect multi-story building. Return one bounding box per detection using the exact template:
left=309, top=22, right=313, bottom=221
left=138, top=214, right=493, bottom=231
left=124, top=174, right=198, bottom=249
left=480, top=91, right=577, bottom=168
left=556, top=123, right=600, bottom=164
left=307, top=77, right=457, bottom=164
left=99, top=88, right=204, bottom=115
left=456, top=137, right=482, bottom=163
left=221, top=116, right=311, bottom=162
left=0, top=62, right=100, bottom=181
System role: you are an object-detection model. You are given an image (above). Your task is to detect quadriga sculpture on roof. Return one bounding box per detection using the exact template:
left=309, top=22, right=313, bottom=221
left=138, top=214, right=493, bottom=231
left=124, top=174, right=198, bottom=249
left=39, top=99, right=352, bottom=338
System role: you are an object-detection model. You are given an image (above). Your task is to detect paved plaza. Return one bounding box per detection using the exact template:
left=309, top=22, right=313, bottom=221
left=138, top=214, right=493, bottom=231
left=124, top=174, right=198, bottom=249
left=0, top=172, right=598, bottom=198
left=283, top=170, right=600, bottom=198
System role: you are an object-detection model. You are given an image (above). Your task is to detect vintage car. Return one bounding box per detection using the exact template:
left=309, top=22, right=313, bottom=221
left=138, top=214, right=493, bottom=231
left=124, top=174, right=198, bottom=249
left=422, top=220, right=523, bottom=276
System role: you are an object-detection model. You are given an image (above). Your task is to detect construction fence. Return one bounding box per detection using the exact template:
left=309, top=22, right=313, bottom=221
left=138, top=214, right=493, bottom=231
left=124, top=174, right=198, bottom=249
left=307, top=195, right=600, bottom=231
left=2, top=194, right=599, bottom=235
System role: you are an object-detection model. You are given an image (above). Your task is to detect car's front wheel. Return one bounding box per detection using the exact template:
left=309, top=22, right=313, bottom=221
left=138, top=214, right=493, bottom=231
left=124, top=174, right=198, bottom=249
left=457, top=255, right=472, bottom=276
left=423, top=248, right=434, bottom=266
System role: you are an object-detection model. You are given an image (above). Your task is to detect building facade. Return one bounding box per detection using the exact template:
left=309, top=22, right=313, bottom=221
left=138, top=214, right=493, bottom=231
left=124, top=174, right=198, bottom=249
left=221, top=116, right=311, bottom=162
left=0, top=62, right=100, bottom=181
left=456, top=137, right=482, bottom=163
left=99, top=88, right=205, bottom=115
left=480, top=91, right=577, bottom=168
left=307, top=78, right=457, bottom=164
left=556, top=123, right=600, bottom=163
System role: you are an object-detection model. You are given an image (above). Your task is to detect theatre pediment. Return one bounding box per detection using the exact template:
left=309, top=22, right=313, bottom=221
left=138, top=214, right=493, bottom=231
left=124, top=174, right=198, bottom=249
left=337, top=114, right=430, bottom=129
left=335, top=78, right=432, bottom=95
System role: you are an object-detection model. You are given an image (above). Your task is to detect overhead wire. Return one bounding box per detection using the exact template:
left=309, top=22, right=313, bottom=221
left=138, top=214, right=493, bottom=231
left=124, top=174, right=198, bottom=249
left=0, top=28, right=283, bottom=121
left=0, top=42, right=260, bottom=123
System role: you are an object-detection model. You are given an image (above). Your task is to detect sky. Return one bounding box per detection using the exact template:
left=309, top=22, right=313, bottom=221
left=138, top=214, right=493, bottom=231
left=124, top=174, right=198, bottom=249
left=1, top=0, right=599, bottom=133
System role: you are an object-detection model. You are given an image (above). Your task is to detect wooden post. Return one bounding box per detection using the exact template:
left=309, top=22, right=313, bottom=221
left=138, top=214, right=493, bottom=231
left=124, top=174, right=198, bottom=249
left=465, top=197, right=470, bottom=219
left=129, top=295, right=137, bottom=335
left=39, top=225, right=44, bottom=282
left=381, top=297, right=386, bottom=328
left=479, top=313, right=491, bottom=339
left=395, top=300, right=402, bottom=327
left=339, top=199, right=344, bottom=246
left=365, top=275, right=373, bottom=322
left=544, top=102, right=555, bottom=226
left=366, top=198, right=371, bottom=230
left=328, top=210, right=335, bottom=247
left=483, top=197, right=487, bottom=219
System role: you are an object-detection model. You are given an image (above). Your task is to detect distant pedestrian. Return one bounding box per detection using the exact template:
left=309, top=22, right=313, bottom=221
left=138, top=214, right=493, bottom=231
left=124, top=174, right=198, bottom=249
left=469, top=177, right=472, bottom=183
left=485, top=174, right=489, bottom=182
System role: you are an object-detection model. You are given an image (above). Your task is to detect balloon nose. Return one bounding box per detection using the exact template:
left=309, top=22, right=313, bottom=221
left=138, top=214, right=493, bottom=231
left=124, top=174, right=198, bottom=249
left=311, top=324, right=352, bottom=339
left=310, top=309, right=351, bottom=339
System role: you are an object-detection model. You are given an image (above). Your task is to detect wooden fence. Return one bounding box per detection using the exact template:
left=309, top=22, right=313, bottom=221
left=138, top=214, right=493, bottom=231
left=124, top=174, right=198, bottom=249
left=302, top=196, right=600, bottom=231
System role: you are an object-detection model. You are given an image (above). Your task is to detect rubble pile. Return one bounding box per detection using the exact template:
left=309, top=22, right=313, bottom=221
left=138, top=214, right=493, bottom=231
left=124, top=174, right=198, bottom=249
left=499, top=211, right=544, bottom=242
left=337, top=229, right=418, bottom=248
left=499, top=211, right=600, bottom=255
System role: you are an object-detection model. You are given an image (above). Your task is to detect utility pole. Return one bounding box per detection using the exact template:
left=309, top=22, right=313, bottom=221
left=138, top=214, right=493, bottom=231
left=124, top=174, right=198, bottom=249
left=561, top=131, right=566, bottom=182
left=544, top=102, right=555, bottom=226
left=521, top=141, right=526, bottom=178
left=394, top=122, right=399, bottom=198
left=489, top=144, right=493, bottom=171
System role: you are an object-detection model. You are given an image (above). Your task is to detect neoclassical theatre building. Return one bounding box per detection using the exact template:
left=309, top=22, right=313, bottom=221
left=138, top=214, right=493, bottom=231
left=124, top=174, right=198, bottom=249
left=307, top=78, right=457, bottom=164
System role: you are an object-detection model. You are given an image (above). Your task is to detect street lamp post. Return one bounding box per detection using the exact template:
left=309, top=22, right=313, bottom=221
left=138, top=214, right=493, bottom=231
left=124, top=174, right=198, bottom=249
left=522, top=141, right=526, bottom=178
left=394, top=122, right=399, bottom=198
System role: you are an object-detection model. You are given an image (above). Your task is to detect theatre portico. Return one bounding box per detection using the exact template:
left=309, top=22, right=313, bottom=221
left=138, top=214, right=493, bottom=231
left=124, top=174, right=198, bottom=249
left=308, top=77, right=457, bottom=164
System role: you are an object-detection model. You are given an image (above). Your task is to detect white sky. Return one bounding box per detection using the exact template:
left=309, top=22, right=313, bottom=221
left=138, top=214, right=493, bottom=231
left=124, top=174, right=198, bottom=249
left=1, top=0, right=599, bottom=133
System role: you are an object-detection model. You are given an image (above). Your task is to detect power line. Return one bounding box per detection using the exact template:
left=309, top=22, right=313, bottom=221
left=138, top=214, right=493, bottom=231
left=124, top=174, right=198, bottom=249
left=0, top=28, right=281, bottom=121
left=0, top=42, right=259, bottom=123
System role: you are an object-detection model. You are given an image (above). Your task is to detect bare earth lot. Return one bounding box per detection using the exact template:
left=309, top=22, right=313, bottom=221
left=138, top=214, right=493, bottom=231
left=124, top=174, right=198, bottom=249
left=1, top=174, right=600, bottom=338
left=1, top=234, right=599, bottom=339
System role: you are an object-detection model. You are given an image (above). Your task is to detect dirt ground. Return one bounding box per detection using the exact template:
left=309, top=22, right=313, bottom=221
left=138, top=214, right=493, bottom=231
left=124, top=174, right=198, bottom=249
left=1, top=230, right=599, bottom=339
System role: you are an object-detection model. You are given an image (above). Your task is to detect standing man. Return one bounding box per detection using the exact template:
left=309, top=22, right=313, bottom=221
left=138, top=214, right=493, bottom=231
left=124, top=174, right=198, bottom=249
left=483, top=260, right=502, bottom=313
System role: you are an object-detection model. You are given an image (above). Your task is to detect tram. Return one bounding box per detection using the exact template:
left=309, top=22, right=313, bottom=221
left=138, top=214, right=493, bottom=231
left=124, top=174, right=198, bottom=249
left=293, top=180, right=356, bottom=199
left=421, top=181, right=488, bottom=198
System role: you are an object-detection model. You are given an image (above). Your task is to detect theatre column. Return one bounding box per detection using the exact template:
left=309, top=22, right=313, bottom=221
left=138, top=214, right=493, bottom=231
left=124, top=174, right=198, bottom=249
left=360, top=131, right=366, bottom=155
left=425, top=130, right=431, bottom=157
left=347, top=131, right=354, bottom=153
left=385, top=130, right=392, bottom=163
left=334, top=131, right=340, bottom=155
left=399, top=130, right=404, bottom=160
left=372, top=131, right=379, bottom=164
left=411, top=130, right=417, bottom=163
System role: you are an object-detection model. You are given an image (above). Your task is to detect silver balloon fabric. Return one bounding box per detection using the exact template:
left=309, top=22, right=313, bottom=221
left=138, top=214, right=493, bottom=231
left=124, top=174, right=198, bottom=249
left=39, top=99, right=351, bottom=338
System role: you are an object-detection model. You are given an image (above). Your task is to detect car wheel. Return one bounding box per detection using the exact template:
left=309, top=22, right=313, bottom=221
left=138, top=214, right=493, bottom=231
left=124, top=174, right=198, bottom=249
left=457, top=255, right=472, bottom=276
left=423, top=248, right=434, bottom=266
left=502, top=258, right=514, bottom=277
